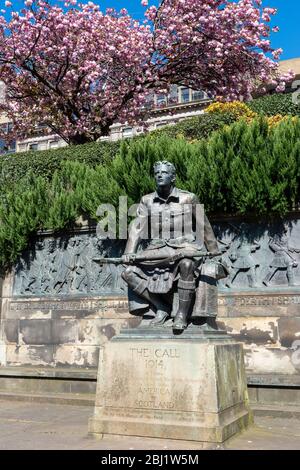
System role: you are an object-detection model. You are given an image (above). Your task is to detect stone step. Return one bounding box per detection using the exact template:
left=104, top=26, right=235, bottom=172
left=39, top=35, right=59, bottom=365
left=1, top=389, right=299, bottom=420
left=0, top=366, right=97, bottom=397
left=0, top=366, right=97, bottom=380
left=0, top=390, right=95, bottom=406
left=251, top=403, right=300, bottom=419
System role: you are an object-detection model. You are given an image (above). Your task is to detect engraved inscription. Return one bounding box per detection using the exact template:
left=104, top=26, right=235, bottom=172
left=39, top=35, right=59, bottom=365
left=130, top=347, right=180, bottom=360
left=138, top=386, right=171, bottom=395
left=9, top=299, right=128, bottom=311
left=136, top=384, right=174, bottom=410
left=218, top=295, right=300, bottom=307
left=129, top=347, right=179, bottom=409
left=135, top=399, right=175, bottom=409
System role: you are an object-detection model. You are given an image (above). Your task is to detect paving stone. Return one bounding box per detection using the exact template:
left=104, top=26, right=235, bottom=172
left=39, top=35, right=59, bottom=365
left=0, top=399, right=299, bottom=450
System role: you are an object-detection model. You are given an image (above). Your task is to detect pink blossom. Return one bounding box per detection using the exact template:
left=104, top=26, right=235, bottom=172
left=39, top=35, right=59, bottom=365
left=272, top=48, right=283, bottom=59
left=0, top=0, right=293, bottom=144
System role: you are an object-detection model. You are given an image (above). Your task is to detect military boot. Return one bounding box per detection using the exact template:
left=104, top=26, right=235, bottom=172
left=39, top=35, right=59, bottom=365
left=173, top=279, right=195, bottom=331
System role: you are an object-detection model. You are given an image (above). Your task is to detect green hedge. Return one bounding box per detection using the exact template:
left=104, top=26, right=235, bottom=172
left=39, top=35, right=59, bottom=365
left=0, top=140, right=120, bottom=188
left=0, top=112, right=238, bottom=188
left=248, top=92, right=300, bottom=117
left=149, top=111, right=237, bottom=141
left=1, top=117, right=300, bottom=270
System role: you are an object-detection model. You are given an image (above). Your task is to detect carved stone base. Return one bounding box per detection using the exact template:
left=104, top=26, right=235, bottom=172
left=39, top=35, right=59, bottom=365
left=89, top=328, right=253, bottom=443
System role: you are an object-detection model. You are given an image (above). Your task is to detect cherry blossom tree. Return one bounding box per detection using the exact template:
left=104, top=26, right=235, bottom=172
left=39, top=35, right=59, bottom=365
left=145, top=0, right=294, bottom=100
left=0, top=0, right=294, bottom=145
left=0, top=1, right=154, bottom=144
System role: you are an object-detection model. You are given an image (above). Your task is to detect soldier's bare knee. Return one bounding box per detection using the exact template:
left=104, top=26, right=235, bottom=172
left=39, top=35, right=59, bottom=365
left=179, top=258, right=194, bottom=278
left=121, top=266, right=135, bottom=283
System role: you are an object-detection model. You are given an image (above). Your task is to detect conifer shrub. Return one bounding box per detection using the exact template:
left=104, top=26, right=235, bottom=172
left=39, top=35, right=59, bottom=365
left=187, top=117, right=300, bottom=215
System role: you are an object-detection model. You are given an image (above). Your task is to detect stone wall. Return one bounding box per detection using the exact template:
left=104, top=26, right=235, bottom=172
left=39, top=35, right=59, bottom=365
left=215, top=214, right=300, bottom=382
left=1, top=214, right=300, bottom=385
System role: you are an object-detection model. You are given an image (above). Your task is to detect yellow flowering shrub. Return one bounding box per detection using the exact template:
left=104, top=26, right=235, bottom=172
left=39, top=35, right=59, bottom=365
left=205, top=101, right=300, bottom=131
left=266, top=114, right=299, bottom=128
left=205, top=101, right=257, bottom=120
left=266, top=114, right=284, bottom=127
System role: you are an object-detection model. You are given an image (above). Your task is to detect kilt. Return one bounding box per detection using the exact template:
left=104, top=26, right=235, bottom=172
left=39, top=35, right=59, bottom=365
left=126, top=243, right=228, bottom=318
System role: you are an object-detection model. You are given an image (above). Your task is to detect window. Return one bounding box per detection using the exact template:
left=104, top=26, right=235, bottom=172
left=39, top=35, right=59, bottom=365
left=18, top=143, right=27, bottom=152
left=122, top=127, right=133, bottom=138
left=144, top=93, right=155, bottom=109
left=191, top=90, right=206, bottom=101
left=36, top=123, right=47, bottom=131
left=156, top=94, right=167, bottom=107
left=0, top=138, right=16, bottom=154
left=180, top=87, right=190, bottom=103
left=49, top=140, right=59, bottom=149
left=168, top=85, right=179, bottom=105
left=0, top=122, right=16, bottom=155
left=30, top=123, right=48, bottom=137
left=28, top=143, right=39, bottom=151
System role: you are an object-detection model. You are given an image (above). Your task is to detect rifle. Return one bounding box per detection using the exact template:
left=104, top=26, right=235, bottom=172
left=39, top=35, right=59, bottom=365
left=270, top=239, right=297, bottom=262
left=93, top=250, right=222, bottom=266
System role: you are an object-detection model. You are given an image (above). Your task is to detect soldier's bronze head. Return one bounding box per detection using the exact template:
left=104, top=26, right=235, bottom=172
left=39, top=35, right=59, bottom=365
left=47, top=239, right=56, bottom=253
left=153, top=160, right=176, bottom=188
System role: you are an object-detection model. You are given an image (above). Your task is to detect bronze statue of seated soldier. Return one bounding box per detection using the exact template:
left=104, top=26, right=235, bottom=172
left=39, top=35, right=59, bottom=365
left=121, top=161, right=228, bottom=332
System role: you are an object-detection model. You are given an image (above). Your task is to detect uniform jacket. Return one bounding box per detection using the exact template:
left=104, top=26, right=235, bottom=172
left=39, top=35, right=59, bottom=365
left=124, top=187, right=218, bottom=254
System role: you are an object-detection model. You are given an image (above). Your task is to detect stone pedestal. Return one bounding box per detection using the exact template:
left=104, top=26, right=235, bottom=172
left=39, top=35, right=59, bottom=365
left=89, top=326, right=253, bottom=444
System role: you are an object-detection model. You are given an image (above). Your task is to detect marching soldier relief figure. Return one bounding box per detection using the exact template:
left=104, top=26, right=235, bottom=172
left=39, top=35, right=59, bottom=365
left=14, top=235, right=127, bottom=296
left=225, top=239, right=260, bottom=288
left=119, top=160, right=227, bottom=331
left=263, top=225, right=300, bottom=287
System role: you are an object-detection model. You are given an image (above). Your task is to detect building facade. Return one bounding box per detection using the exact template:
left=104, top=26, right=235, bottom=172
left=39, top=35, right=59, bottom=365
left=1, top=58, right=299, bottom=153
left=0, top=85, right=210, bottom=154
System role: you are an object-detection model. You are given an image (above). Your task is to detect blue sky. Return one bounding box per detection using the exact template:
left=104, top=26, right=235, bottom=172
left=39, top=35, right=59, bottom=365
left=2, top=0, right=298, bottom=60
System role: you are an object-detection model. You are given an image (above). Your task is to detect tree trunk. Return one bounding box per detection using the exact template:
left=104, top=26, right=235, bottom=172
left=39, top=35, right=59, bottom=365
left=68, top=123, right=112, bottom=145
left=68, top=133, right=96, bottom=145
